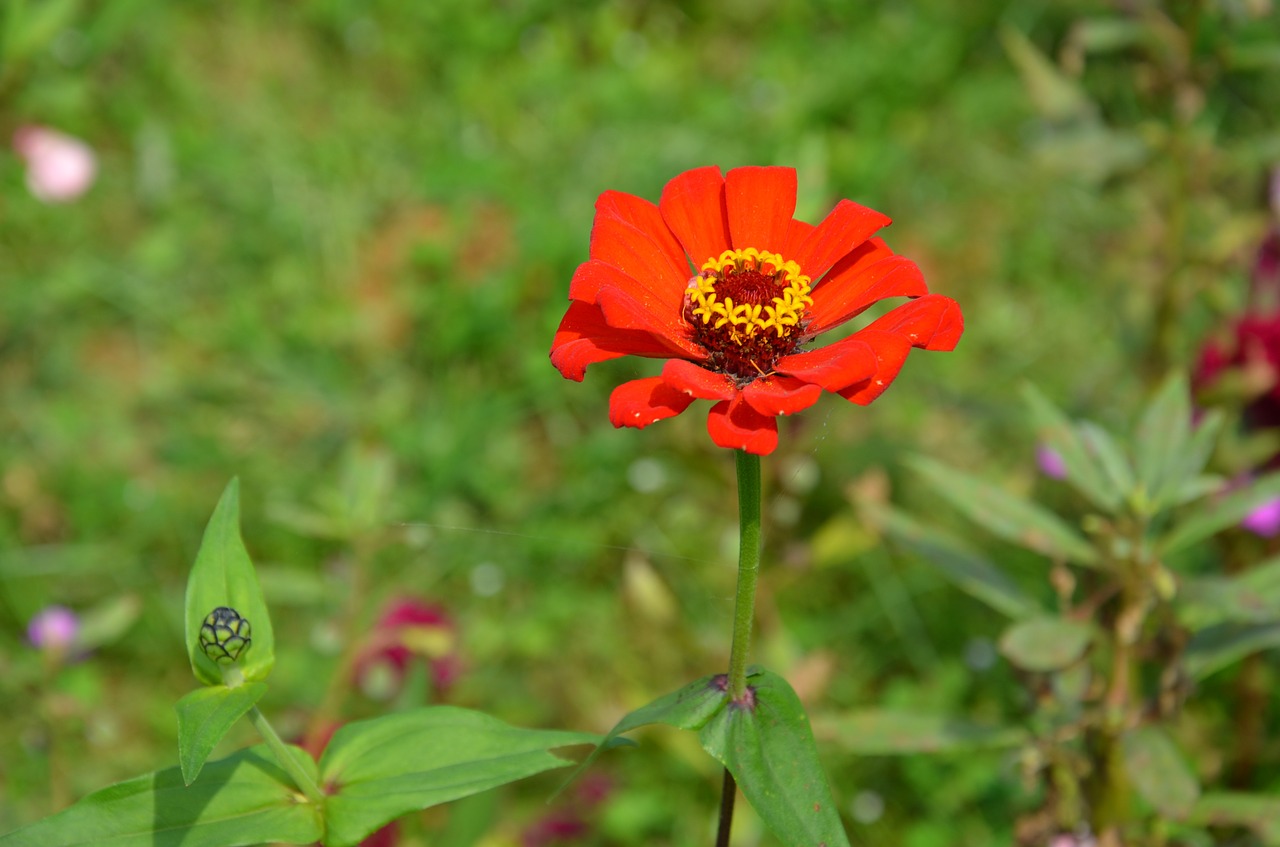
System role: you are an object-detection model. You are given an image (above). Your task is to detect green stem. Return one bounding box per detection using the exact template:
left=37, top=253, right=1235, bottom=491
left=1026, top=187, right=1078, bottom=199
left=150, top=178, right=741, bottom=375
left=249, top=706, right=326, bottom=806
left=726, top=450, right=763, bottom=698
left=716, top=451, right=763, bottom=847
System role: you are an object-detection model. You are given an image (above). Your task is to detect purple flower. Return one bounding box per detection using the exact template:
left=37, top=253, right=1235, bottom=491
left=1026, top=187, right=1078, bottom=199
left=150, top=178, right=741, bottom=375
left=1243, top=496, right=1280, bottom=537
left=13, top=126, right=97, bottom=203
left=27, top=605, right=79, bottom=651
left=1036, top=444, right=1068, bottom=480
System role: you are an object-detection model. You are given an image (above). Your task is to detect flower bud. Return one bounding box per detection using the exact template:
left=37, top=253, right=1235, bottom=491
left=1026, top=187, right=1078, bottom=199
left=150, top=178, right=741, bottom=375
left=199, top=606, right=252, bottom=664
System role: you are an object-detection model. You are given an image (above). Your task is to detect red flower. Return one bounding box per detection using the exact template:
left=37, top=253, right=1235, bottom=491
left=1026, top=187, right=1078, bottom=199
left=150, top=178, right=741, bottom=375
left=550, top=166, right=963, bottom=454
left=353, top=598, right=460, bottom=699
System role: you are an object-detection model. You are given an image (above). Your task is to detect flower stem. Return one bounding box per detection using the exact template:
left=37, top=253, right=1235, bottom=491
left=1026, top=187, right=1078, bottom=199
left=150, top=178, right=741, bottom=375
left=249, top=706, right=326, bottom=807
left=716, top=450, right=763, bottom=846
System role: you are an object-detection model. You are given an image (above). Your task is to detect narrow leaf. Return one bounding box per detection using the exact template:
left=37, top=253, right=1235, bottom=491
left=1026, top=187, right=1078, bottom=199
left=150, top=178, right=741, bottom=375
left=1022, top=384, right=1120, bottom=509
left=184, top=478, right=275, bottom=686
left=175, top=682, right=269, bottom=785
left=1077, top=422, right=1135, bottom=500
left=1184, top=622, right=1280, bottom=681
left=1121, top=726, right=1200, bottom=819
left=874, top=505, right=1042, bottom=618
left=816, top=709, right=1028, bottom=754
left=1161, top=410, right=1225, bottom=509
left=908, top=456, right=1098, bottom=566
left=0, top=745, right=322, bottom=847
left=999, top=616, right=1093, bottom=672
left=1134, top=372, right=1192, bottom=512
left=319, top=707, right=598, bottom=847
left=699, top=669, right=849, bottom=847
left=1160, top=472, right=1280, bottom=556
left=1190, top=792, right=1280, bottom=843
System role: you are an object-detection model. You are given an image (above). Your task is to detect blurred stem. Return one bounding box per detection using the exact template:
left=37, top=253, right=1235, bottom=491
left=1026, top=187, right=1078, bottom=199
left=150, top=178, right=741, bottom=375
left=250, top=707, right=325, bottom=807
left=717, top=450, right=763, bottom=847
left=303, top=535, right=376, bottom=752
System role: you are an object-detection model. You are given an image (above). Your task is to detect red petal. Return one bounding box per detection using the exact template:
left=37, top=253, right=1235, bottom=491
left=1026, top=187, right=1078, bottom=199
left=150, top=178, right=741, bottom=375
left=791, top=200, right=892, bottom=281
left=661, top=359, right=737, bottom=401
left=609, top=377, right=696, bottom=429
left=725, top=166, right=797, bottom=254
left=596, top=285, right=705, bottom=358
left=862, top=293, right=964, bottom=351
left=837, top=331, right=913, bottom=405
left=550, top=301, right=682, bottom=381
left=807, top=254, right=928, bottom=336
left=595, top=190, right=689, bottom=275
left=589, top=217, right=687, bottom=312
left=741, top=376, right=823, bottom=416
left=707, top=397, right=779, bottom=455
left=782, top=218, right=815, bottom=256
left=774, top=337, right=878, bottom=391
left=659, top=166, right=731, bottom=268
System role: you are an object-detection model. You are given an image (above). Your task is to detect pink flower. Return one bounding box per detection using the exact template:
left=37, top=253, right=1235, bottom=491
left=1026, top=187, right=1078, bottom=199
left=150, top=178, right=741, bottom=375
left=13, top=125, right=97, bottom=203
left=353, top=598, right=460, bottom=699
left=1243, top=496, right=1280, bottom=537
left=1036, top=444, right=1068, bottom=480
left=27, top=605, right=79, bottom=651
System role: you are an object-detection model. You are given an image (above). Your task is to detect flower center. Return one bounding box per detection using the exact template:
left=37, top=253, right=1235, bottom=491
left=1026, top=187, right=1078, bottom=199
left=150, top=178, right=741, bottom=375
left=684, top=248, right=813, bottom=382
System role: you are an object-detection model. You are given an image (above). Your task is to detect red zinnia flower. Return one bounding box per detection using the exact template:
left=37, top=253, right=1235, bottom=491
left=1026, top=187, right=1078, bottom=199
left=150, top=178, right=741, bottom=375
left=550, top=166, right=963, bottom=454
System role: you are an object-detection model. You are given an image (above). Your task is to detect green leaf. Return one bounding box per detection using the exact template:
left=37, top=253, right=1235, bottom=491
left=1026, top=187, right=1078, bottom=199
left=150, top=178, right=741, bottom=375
left=816, top=709, right=1028, bottom=754
left=1179, top=560, right=1280, bottom=629
left=1162, top=410, right=1225, bottom=508
left=175, top=682, right=269, bottom=785
left=699, top=670, right=849, bottom=847
left=1077, top=422, right=1135, bottom=500
left=1159, top=472, right=1280, bottom=556
left=0, top=745, right=322, bottom=847
left=1121, top=726, right=1200, bottom=819
left=1184, top=622, right=1280, bottom=681
left=1189, top=792, right=1280, bottom=843
left=184, top=479, right=275, bottom=686
left=319, top=707, right=597, bottom=847
left=875, top=505, right=1042, bottom=618
left=998, top=616, right=1094, bottom=672
left=1022, top=384, right=1120, bottom=510
left=1134, top=372, right=1193, bottom=512
left=908, top=456, right=1098, bottom=567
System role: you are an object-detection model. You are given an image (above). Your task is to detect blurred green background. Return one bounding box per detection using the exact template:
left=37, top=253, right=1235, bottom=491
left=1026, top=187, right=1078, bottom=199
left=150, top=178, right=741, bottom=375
left=2, top=1, right=1279, bottom=844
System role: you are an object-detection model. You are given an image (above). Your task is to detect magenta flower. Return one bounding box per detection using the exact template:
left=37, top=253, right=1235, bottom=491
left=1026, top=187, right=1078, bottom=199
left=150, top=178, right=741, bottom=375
left=13, top=125, right=97, bottom=203
left=1036, top=444, right=1068, bottom=480
left=1243, top=496, right=1280, bottom=537
left=353, top=598, right=460, bottom=698
left=27, top=605, right=79, bottom=651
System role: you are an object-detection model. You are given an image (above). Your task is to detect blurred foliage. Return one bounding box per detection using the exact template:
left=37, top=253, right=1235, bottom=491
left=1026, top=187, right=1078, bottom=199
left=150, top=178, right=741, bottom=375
left=1, top=0, right=1279, bottom=844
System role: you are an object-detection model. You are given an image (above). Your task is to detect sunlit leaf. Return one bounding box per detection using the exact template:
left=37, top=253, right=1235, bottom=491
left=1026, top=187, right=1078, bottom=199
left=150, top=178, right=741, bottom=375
left=1077, top=422, right=1134, bottom=500
left=1190, top=792, right=1280, bottom=843
left=816, top=709, right=1027, bottom=754
left=320, top=707, right=598, bottom=847
left=1121, top=726, right=1200, bottom=819
left=174, top=683, right=268, bottom=785
left=0, top=745, right=322, bottom=847
left=184, top=478, right=275, bottom=686
left=908, top=456, right=1098, bottom=567
left=1134, top=373, right=1192, bottom=513
left=999, top=616, right=1093, bottom=672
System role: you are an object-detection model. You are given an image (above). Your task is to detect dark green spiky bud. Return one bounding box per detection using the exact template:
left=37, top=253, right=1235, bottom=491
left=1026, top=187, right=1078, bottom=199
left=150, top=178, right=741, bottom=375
left=199, top=606, right=252, bottom=664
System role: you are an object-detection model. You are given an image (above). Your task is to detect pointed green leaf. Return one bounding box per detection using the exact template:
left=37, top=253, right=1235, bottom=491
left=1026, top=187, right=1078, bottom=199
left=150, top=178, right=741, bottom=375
left=175, top=682, right=269, bottom=785
left=319, top=707, right=598, bottom=847
left=184, top=479, right=275, bottom=686
left=1023, top=384, right=1120, bottom=509
left=999, top=616, right=1094, bottom=672
left=1159, top=472, right=1280, bottom=555
left=875, top=505, right=1042, bottom=618
left=0, top=745, right=322, bottom=847
left=816, top=709, right=1028, bottom=754
left=698, top=669, right=848, bottom=847
left=908, top=456, right=1098, bottom=567
left=1121, top=726, right=1199, bottom=819
left=1162, top=410, right=1225, bottom=509
left=1179, top=559, right=1280, bottom=629
left=1077, top=422, right=1135, bottom=500
left=1184, top=622, right=1280, bottom=681
left=1134, top=372, right=1192, bottom=512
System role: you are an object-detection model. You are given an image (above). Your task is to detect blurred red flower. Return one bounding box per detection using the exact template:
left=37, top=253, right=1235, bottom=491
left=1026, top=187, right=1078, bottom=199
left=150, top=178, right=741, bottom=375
left=354, top=598, right=459, bottom=699
left=550, top=165, right=963, bottom=454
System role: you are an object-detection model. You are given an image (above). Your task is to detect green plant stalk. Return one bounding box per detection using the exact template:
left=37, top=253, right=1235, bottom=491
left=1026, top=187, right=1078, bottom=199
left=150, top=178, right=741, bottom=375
left=249, top=706, right=326, bottom=807
left=716, top=450, right=763, bottom=847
